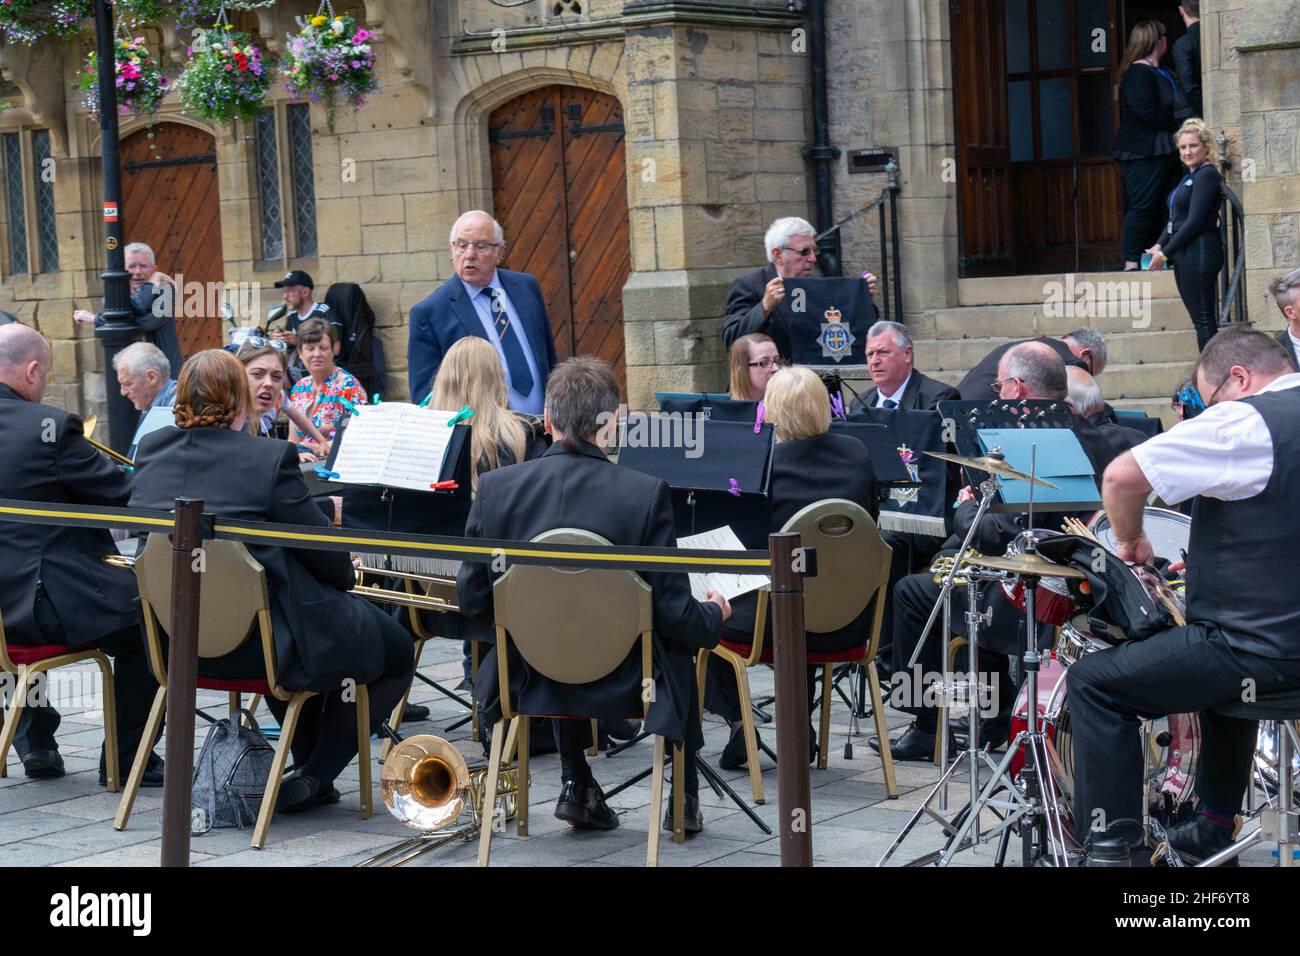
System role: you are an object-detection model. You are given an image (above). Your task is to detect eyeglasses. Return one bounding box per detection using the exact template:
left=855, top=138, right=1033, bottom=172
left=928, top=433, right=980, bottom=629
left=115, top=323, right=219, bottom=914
left=451, top=240, right=501, bottom=253
left=748, top=357, right=785, bottom=370
left=990, top=376, right=1020, bottom=394
left=1205, top=371, right=1235, bottom=406
left=781, top=245, right=816, bottom=258
left=236, top=335, right=286, bottom=353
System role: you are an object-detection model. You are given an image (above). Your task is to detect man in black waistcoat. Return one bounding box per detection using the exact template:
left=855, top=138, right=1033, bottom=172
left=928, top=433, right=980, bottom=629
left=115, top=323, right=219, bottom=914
left=0, top=324, right=158, bottom=784
left=458, top=357, right=729, bottom=834
left=1071, top=327, right=1300, bottom=864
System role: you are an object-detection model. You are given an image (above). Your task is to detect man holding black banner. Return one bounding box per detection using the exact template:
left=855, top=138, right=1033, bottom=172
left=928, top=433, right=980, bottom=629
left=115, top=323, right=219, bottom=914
left=722, top=216, right=877, bottom=360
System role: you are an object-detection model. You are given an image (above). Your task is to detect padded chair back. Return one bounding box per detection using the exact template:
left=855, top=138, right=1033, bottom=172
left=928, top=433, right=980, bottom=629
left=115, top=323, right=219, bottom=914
left=493, top=529, right=653, bottom=685
left=136, top=533, right=270, bottom=659
left=781, top=499, right=890, bottom=634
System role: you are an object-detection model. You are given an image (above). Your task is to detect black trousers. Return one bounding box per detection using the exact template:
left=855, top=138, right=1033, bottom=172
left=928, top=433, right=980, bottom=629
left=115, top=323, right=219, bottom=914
left=1172, top=231, right=1224, bottom=351
left=1067, top=624, right=1300, bottom=844
left=260, top=600, right=413, bottom=788
left=1120, top=155, right=1181, bottom=264
left=9, top=585, right=156, bottom=771
left=890, top=571, right=1021, bottom=733
left=558, top=672, right=702, bottom=798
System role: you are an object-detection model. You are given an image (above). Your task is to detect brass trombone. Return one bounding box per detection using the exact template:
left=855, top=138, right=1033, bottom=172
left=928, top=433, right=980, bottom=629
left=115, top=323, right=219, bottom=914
left=357, top=729, right=526, bottom=867
left=81, top=414, right=135, bottom=468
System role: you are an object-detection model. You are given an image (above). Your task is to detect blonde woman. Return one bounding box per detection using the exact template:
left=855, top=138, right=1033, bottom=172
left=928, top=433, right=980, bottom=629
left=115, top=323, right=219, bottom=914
left=1144, top=117, right=1224, bottom=351
left=728, top=332, right=782, bottom=402
left=704, top=366, right=880, bottom=767
left=430, top=336, right=547, bottom=489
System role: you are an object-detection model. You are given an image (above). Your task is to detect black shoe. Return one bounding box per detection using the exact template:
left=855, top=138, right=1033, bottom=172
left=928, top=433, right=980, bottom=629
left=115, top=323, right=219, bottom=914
left=100, top=752, right=163, bottom=788
left=554, top=777, right=619, bottom=830
left=809, top=726, right=819, bottom=764
left=603, top=719, right=642, bottom=742
left=1082, top=817, right=1154, bottom=867
left=401, top=702, right=430, bottom=722
left=1164, top=813, right=1238, bottom=866
left=869, top=724, right=940, bottom=762
left=275, top=770, right=341, bottom=814
left=23, top=749, right=65, bottom=779
left=663, top=793, right=704, bottom=835
left=719, top=725, right=750, bottom=769
left=953, top=718, right=1010, bottom=751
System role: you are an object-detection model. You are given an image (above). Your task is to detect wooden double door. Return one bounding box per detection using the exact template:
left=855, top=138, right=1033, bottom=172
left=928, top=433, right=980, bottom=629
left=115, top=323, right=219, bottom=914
left=953, top=0, right=1190, bottom=276
left=488, top=86, right=631, bottom=393
left=119, top=123, right=225, bottom=354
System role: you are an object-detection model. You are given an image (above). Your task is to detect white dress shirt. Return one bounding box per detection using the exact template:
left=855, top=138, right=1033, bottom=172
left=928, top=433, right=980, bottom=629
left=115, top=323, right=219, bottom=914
left=1132, top=373, right=1300, bottom=505
left=874, top=371, right=912, bottom=408
left=1288, top=331, right=1300, bottom=371
left=463, top=272, right=544, bottom=415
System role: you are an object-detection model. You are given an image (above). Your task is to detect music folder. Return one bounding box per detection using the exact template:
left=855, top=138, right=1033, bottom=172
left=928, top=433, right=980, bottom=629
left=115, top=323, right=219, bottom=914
left=828, top=420, right=912, bottom=487
left=977, top=427, right=1101, bottom=513
left=618, top=418, right=775, bottom=549
left=328, top=403, right=473, bottom=536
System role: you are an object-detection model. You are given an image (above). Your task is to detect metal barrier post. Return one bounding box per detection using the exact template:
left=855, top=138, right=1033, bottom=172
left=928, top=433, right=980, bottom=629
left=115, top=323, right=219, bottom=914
left=161, top=498, right=204, bottom=867
left=769, top=531, right=812, bottom=867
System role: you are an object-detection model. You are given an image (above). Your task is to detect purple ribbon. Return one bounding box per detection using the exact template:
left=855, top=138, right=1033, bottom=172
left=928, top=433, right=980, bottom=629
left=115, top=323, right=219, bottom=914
left=754, top=401, right=766, bottom=434
left=728, top=478, right=741, bottom=497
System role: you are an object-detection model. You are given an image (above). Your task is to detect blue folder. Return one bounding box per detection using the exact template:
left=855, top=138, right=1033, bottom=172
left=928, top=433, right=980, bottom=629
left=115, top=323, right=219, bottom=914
left=977, top=428, right=1101, bottom=510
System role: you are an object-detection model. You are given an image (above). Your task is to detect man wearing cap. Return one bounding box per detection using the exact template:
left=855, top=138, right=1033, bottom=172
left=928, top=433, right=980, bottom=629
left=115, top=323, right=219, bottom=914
left=269, top=270, right=336, bottom=380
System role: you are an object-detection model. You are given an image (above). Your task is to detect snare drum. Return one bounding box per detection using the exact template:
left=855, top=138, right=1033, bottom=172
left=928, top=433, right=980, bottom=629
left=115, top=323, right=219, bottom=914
left=1088, top=506, right=1191, bottom=564
left=999, top=530, right=1078, bottom=627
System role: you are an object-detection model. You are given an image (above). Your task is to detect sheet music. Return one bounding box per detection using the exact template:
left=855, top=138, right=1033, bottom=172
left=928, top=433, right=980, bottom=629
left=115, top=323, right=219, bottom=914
left=330, top=402, right=456, bottom=491
left=678, top=525, right=769, bottom=603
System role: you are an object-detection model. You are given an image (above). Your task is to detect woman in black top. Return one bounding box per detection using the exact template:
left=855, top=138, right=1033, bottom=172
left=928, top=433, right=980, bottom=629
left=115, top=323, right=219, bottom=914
left=1113, top=20, right=1182, bottom=271
left=1146, top=118, right=1224, bottom=351
left=703, top=366, right=879, bottom=767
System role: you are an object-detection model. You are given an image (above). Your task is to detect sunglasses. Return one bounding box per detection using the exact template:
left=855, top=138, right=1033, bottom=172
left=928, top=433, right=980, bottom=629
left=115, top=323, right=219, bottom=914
left=235, top=335, right=287, bottom=353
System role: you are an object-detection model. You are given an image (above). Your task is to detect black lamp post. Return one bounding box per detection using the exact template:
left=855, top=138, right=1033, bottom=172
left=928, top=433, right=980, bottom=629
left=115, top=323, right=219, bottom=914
left=90, top=0, right=139, bottom=454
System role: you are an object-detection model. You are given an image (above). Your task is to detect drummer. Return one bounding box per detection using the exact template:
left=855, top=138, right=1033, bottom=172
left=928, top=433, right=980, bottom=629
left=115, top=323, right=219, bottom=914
left=873, top=343, right=1143, bottom=761
left=1069, top=326, right=1300, bottom=865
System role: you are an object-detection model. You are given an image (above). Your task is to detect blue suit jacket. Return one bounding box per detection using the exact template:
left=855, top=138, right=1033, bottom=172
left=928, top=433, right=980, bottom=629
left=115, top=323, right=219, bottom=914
left=407, top=269, right=559, bottom=405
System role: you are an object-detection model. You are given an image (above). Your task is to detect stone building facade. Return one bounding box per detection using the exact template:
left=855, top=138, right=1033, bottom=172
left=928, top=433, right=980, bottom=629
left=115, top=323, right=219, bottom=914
left=0, top=0, right=1295, bottom=430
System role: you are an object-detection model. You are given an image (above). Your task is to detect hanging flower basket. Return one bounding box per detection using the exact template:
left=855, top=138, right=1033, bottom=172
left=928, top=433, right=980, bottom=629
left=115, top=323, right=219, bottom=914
left=0, top=0, right=93, bottom=44
left=78, top=34, right=168, bottom=121
left=176, top=27, right=273, bottom=124
left=281, top=12, right=379, bottom=127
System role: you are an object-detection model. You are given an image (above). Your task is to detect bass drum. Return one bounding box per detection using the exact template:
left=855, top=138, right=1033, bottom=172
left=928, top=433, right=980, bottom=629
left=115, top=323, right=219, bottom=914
left=1087, top=507, right=1191, bottom=565
left=1009, top=620, right=1201, bottom=832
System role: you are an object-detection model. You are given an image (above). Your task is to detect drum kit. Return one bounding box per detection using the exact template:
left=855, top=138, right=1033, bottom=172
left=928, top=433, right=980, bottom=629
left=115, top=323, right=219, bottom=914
left=878, top=448, right=1206, bottom=867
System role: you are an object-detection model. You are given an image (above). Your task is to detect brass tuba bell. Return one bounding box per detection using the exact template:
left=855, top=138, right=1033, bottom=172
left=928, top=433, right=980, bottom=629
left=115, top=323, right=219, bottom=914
left=357, top=731, right=523, bottom=867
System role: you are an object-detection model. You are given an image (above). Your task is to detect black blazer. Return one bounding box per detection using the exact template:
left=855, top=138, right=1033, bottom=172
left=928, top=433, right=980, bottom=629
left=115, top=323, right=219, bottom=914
left=851, top=369, right=960, bottom=412
left=1275, top=330, right=1300, bottom=372
left=956, top=337, right=1088, bottom=401
left=0, top=383, right=139, bottom=646
left=1172, top=22, right=1202, bottom=121
left=457, top=440, right=724, bottom=742
left=130, top=426, right=385, bottom=693
left=724, top=431, right=879, bottom=652
left=723, top=265, right=793, bottom=359
left=1114, top=63, right=1179, bottom=159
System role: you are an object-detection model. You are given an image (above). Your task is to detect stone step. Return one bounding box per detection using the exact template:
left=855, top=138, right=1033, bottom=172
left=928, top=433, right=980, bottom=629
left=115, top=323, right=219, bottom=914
left=930, top=298, right=1192, bottom=339
left=913, top=328, right=1199, bottom=376
left=957, top=270, right=1179, bottom=306
left=927, top=360, right=1193, bottom=403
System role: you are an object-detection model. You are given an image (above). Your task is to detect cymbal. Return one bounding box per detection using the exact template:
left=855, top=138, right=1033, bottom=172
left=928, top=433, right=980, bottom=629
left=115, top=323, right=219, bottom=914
left=924, top=451, right=1059, bottom=489
left=969, top=552, right=1086, bottom=579
left=83, top=414, right=97, bottom=439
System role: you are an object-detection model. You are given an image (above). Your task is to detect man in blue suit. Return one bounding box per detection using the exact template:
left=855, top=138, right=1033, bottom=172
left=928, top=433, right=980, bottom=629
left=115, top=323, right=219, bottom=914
left=407, top=211, right=558, bottom=411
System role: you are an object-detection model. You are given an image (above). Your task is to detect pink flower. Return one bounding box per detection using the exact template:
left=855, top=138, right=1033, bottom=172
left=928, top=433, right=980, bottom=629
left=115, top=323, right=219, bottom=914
left=354, top=28, right=371, bottom=42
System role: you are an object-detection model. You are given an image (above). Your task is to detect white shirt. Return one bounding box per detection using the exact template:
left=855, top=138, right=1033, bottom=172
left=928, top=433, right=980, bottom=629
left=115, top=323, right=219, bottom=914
left=874, top=371, right=913, bottom=407
left=1288, top=331, right=1300, bottom=371
left=1131, top=373, right=1300, bottom=505
left=463, top=272, right=544, bottom=415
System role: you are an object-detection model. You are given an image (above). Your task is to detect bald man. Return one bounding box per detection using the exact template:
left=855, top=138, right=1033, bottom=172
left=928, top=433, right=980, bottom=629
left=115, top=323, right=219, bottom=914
left=0, top=325, right=160, bottom=785
left=406, top=210, right=558, bottom=410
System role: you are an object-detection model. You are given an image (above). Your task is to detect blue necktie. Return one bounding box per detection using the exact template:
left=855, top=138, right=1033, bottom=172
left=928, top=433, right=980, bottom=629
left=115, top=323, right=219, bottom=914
left=882, top=398, right=898, bottom=409
left=483, top=287, right=533, bottom=398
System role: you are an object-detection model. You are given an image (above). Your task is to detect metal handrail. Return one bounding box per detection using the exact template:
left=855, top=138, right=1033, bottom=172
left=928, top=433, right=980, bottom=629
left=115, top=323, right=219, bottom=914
left=1218, top=136, right=1248, bottom=327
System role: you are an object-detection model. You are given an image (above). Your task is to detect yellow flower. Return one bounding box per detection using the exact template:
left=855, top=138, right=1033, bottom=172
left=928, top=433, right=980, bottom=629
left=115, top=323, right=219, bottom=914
left=310, top=15, right=327, bottom=26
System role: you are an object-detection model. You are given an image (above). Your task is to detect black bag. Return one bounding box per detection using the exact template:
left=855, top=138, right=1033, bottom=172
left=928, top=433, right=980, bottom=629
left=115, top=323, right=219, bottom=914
left=1035, top=535, right=1178, bottom=642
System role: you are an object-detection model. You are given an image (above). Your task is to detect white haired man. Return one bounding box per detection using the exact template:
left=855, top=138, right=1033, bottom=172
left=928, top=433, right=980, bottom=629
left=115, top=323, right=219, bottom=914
left=407, top=210, right=558, bottom=411
left=723, top=216, right=877, bottom=360
left=113, top=341, right=176, bottom=413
